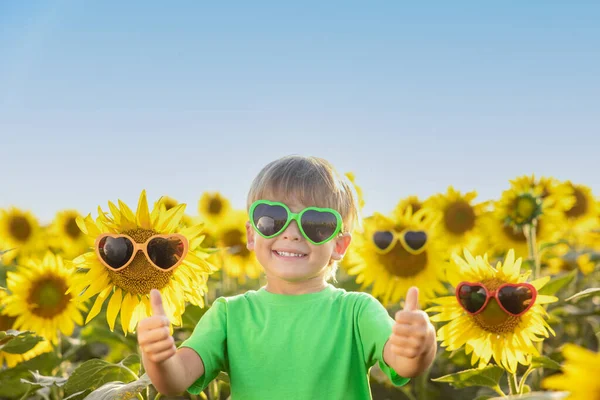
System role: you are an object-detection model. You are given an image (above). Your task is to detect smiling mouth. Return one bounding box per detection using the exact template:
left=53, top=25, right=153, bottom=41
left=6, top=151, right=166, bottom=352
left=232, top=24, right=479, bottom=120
left=273, top=250, right=307, bottom=258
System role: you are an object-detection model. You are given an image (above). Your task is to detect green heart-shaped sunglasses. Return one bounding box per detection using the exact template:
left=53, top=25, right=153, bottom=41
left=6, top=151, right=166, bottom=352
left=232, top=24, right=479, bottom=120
left=249, top=200, right=343, bottom=245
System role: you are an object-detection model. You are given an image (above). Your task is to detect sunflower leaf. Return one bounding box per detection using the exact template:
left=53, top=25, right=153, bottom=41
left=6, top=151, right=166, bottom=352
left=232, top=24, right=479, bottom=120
left=530, top=356, right=562, bottom=370
left=431, top=365, right=505, bottom=389
left=20, top=370, right=67, bottom=388
left=63, top=358, right=140, bottom=400
left=564, top=287, right=600, bottom=303
left=0, top=330, right=45, bottom=354
left=75, top=373, right=152, bottom=400
left=488, top=391, right=569, bottom=399
left=538, top=269, right=578, bottom=296
left=119, top=354, right=141, bottom=377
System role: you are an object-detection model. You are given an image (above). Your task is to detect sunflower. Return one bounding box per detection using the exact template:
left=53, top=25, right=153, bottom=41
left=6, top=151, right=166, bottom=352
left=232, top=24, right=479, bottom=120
left=198, top=192, right=232, bottom=230
left=214, top=209, right=262, bottom=284
left=482, top=180, right=567, bottom=259
left=2, top=252, right=85, bottom=344
left=70, top=190, right=216, bottom=334
left=426, top=249, right=557, bottom=373
left=48, top=210, right=93, bottom=259
left=423, top=187, right=488, bottom=254
left=344, top=205, right=446, bottom=306
left=0, top=208, right=45, bottom=265
left=542, top=344, right=600, bottom=400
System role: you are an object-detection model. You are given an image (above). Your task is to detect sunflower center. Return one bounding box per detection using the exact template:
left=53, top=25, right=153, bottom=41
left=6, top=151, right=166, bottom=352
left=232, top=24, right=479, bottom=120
left=410, top=201, right=422, bottom=214
left=0, top=314, right=16, bottom=331
left=8, top=216, right=32, bottom=242
left=65, top=217, right=82, bottom=239
left=376, top=239, right=428, bottom=278
left=208, top=198, right=223, bottom=215
left=0, top=314, right=17, bottom=346
left=511, top=194, right=541, bottom=225
left=106, top=228, right=175, bottom=294
left=470, top=278, right=521, bottom=334
left=565, top=187, right=588, bottom=219
left=28, top=276, right=71, bottom=318
left=222, top=229, right=250, bottom=257
left=164, top=200, right=177, bottom=210
left=444, top=201, right=476, bottom=235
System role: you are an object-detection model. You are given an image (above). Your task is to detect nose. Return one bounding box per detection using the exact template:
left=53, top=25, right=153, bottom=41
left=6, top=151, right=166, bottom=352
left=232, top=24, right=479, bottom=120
left=282, top=221, right=302, bottom=241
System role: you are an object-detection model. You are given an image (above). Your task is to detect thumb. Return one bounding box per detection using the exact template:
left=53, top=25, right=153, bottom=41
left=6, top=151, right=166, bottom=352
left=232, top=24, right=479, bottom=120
left=150, top=289, right=167, bottom=317
left=403, top=286, right=420, bottom=311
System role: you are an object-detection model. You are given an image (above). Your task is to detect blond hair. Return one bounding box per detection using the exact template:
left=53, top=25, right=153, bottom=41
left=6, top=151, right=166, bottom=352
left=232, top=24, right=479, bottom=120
left=247, top=155, right=360, bottom=281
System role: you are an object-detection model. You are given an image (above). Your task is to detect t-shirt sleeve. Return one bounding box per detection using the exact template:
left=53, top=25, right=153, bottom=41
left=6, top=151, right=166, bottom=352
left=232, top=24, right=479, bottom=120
left=179, top=298, right=229, bottom=395
left=357, top=294, right=410, bottom=387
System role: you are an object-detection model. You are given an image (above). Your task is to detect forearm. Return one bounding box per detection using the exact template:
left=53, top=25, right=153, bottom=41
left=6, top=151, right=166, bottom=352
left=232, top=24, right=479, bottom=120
left=383, top=330, right=437, bottom=378
left=142, top=349, right=205, bottom=395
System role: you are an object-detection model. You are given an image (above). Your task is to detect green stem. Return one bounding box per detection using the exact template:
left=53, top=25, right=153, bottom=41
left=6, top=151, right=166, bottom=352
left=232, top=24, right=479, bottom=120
left=199, top=392, right=208, bottom=400
left=136, top=394, right=143, bottom=400
left=524, top=222, right=545, bottom=390
left=524, top=222, right=540, bottom=280
left=417, top=366, right=431, bottom=400
left=508, top=372, right=519, bottom=395
left=400, top=385, right=417, bottom=400
left=154, top=394, right=163, bottom=400
left=518, top=365, right=535, bottom=394
left=18, top=387, right=32, bottom=400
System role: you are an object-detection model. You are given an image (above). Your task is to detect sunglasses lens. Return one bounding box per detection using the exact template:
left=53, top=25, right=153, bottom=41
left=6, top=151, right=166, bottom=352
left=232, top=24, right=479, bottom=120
left=458, top=284, right=487, bottom=313
left=403, top=230, right=427, bottom=252
left=373, top=231, right=394, bottom=251
left=147, top=237, right=186, bottom=270
left=300, top=210, right=338, bottom=244
left=498, top=285, right=534, bottom=315
left=98, top=237, right=134, bottom=270
left=252, top=203, right=288, bottom=237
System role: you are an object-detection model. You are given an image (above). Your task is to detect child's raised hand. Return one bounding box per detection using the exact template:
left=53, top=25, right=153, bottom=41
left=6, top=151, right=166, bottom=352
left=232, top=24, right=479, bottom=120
left=388, top=287, right=435, bottom=359
left=138, top=289, right=177, bottom=363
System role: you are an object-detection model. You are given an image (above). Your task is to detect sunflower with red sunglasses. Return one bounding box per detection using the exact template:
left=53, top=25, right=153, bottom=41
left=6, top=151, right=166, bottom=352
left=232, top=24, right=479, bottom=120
left=426, top=249, right=557, bottom=373
left=70, top=190, right=216, bottom=334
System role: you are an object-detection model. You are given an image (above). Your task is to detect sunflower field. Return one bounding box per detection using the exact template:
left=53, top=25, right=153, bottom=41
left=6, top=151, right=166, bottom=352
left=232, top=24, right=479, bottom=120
left=0, top=175, right=598, bottom=400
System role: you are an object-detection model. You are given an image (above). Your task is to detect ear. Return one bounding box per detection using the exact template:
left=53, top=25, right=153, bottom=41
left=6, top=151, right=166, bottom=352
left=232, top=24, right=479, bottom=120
left=330, top=233, right=352, bottom=261
left=245, top=221, right=255, bottom=251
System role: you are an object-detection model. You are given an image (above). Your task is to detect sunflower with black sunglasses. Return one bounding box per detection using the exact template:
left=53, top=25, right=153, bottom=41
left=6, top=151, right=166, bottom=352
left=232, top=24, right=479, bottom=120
left=70, top=190, right=216, bottom=334
left=426, top=249, right=557, bottom=373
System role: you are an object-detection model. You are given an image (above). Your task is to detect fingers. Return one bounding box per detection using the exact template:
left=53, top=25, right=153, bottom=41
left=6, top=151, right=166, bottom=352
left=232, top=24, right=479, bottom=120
left=392, top=323, right=429, bottom=339
left=403, top=286, right=420, bottom=311
left=141, top=335, right=176, bottom=355
left=389, top=342, right=421, bottom=359
left=145, top=347, right=177, bottom=363
left=150, top=289, right=167, bottom=317
left=395, top=309, right=429, bottom=325
left=138, top=325, right=171, bottom=346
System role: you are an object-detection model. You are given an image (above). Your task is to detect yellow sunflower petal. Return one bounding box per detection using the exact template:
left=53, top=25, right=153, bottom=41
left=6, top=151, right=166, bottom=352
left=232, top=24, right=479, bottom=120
left=106, top=288, right=123, bottom=331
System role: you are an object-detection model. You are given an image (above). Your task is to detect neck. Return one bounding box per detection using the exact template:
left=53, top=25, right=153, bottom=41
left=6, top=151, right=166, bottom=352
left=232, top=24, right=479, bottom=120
left=264, top=275, right=328, bottom=295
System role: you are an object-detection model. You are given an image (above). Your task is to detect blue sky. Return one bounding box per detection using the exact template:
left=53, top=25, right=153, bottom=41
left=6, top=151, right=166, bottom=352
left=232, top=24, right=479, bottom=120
left=1, top=1, right=598, bottom=223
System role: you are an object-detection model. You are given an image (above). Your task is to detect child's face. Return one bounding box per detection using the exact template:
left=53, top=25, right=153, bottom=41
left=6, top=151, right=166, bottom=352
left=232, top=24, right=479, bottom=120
left=246, top=199, right=352, bottom=283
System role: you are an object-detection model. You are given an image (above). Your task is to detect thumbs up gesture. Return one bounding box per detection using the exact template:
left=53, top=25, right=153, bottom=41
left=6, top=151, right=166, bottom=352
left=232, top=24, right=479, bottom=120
left=137, top=289, right=177, bottom=363
left=388, top=287, right=435, bottom=359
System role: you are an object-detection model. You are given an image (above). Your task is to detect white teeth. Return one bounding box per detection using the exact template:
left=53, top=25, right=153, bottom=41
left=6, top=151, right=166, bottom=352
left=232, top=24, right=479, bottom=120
left=276, top=251, right=305, bottom=257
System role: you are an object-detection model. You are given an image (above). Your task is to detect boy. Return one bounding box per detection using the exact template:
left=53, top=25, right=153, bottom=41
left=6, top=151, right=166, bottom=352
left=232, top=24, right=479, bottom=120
left=138, top=155, right=437, bottom=399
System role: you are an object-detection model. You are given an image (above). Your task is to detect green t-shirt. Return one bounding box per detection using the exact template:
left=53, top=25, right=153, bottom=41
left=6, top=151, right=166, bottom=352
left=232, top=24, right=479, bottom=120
left=180, top=284, right=409, bottom=399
